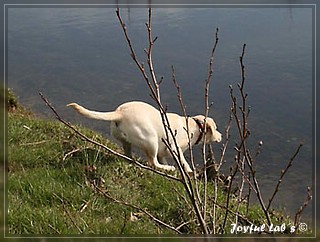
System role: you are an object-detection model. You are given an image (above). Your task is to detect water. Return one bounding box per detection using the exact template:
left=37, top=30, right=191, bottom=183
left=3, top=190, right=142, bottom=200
left=7, top=7, right=313, bottom=221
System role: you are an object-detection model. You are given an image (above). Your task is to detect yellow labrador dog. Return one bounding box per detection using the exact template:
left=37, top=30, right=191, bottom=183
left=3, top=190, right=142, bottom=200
left=67, top=101, right=222, bottom=173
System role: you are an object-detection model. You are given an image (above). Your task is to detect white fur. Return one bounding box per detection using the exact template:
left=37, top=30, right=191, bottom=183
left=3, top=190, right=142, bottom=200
left=67, top=101, right=222, bottom=173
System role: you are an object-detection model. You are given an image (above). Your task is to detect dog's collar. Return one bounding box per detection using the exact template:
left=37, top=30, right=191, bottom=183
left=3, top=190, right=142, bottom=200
left=193, top=118, right=205, bottom=145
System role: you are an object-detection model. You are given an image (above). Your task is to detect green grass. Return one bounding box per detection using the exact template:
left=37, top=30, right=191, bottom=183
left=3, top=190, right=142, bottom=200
left=7, top=96, right=309, bottom=236
left=7, top=107, right=188, bottom=235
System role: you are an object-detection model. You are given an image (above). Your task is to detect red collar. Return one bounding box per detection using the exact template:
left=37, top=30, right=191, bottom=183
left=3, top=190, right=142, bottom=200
left=193, top=118, right=205, bottom=145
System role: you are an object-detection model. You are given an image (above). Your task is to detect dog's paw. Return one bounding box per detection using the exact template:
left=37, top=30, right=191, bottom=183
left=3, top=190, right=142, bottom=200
left=163, top=165, right=175, bottom=172
left=167, top=166, right=176, bottom=172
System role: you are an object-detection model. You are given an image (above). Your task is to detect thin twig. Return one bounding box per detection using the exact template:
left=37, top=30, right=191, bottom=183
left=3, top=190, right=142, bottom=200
left=267, top=143, right=303, bottom=211
left=94, top=184, right=182, bottom=234
left=235, top=155, right=257, bottom=194
left=218, top=106, right=232, bottom=169
left=146, top=8, right=160, bottom=98
left=233, top=44, right=249, bottom=229
left=221, top=165, right=238, bottom=234
left=116, top=8, right=158, bottom=100
left=48, top=224, right=61, bottom=234
left=175, top=219, right=195, bottom=231
left=53, top=193, right=83, bottom=233
left=246, top=155, right=272, bottom=226
left=120, top=210, right=128, bottom=234
left=63, top=148, right=82, bottom=162
left=215, top=200, right=259, bottom=231
left=203, top=28, right=219, bottom=229
left=294, top=186, right=312, bottom=230
left=235, top=156, right=246, bottom=229
left=230, top=44, right=272, bottom=226
left=20, top=140, right=49, bottom=146
left=171, top=66, right=203, bottom=209
left=245, top=172, right=252, bottom=217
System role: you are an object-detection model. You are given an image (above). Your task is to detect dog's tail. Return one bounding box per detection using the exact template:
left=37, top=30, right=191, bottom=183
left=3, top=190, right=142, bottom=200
left=67, top=103, right=122, bottom=121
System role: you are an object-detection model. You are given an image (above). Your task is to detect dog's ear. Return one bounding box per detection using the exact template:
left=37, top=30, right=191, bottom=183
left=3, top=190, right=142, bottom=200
left=205, top=118, right=215, bottom=134
left=205, top=123, right=212, bottom=135
left=205, top=118, right=222, bottom=143
left=206, top=118, right=222, bottom=143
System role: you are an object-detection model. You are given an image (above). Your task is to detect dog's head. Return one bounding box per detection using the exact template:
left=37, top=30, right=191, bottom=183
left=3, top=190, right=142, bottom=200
left=193, top=115, right=222, bottom=143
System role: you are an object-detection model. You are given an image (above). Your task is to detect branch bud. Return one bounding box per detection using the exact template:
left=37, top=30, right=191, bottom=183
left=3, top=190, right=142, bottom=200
left=153, top=36, right=158, bottom=43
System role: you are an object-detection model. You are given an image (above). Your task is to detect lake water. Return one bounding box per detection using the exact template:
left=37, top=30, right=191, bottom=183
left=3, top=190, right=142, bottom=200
left=7, top=6, right=314, bottom=221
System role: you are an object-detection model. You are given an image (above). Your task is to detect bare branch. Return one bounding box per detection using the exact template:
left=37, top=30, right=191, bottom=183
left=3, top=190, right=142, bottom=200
left=205, top=27, right=219, bottom=118
left=229, top=44, right=272, bottom=226
left=146, top=8, right=160, bottom=98
left=171, top=66, right=204, bottom=220
left=53, top=193, right=82, bottom=233
left=202, top=27, right=219, bottom=230
left=94, top=184, right=182, bottom=234
left=175, top=219, right=195, bottom=231
left=294, top=186, right=312, bottom=230
left=48, top=223, right=61, bottom=234
left=221, top=165, right=238, bottom=234
left=171, top=66, right=198, bottom=179
left=116, top=8, right=158, bottom=100
left=267, top=143, right=304, bottom=210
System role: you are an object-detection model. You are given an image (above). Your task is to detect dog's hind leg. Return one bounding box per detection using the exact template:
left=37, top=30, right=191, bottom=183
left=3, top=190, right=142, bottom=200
left=158, top=156, right=168, bottom=165
left=147, top=152, right=175, bottom=172
left=122, top=141, right=132, bottom=158
left=142, top=137, right=175, bottom=171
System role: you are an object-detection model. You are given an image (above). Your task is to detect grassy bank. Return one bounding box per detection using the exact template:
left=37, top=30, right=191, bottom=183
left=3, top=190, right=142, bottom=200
left=7, top=92, right=300, bottom=236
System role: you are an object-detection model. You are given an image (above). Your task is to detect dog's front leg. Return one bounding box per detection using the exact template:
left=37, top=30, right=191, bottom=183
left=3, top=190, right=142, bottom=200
left=177, top=148, right=193, bottom=174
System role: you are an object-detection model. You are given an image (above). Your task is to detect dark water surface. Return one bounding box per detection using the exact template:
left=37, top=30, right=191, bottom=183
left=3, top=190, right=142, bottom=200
left=7, top=7, right=314, bottom=220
